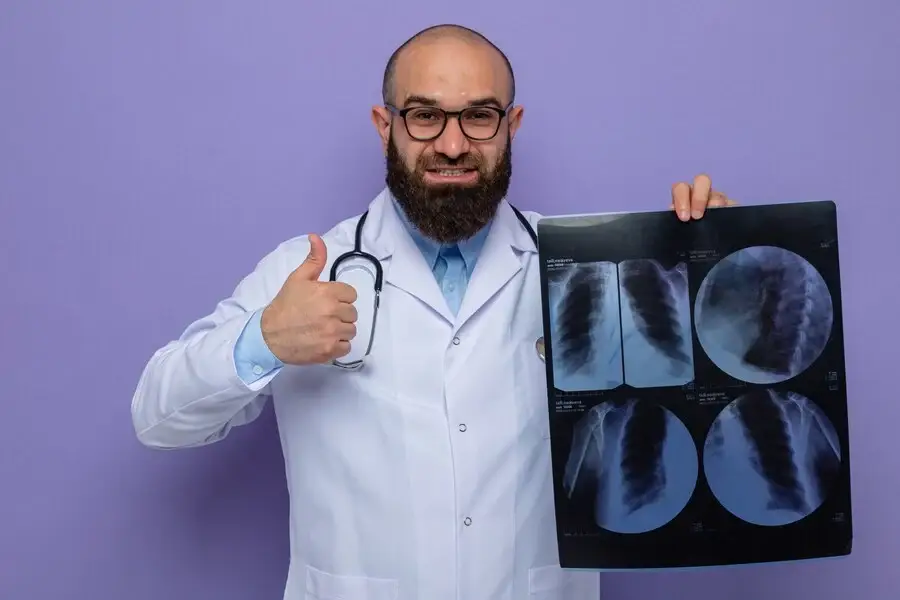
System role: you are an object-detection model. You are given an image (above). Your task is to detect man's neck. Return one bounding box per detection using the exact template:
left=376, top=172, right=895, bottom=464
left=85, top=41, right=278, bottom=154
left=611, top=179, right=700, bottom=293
left=388, top=193, right=493, bottom=276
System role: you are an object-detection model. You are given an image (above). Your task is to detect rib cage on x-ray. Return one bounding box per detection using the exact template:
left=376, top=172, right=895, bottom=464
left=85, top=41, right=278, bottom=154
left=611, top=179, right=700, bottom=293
left=562, top=399, right=698, bottom=534
left=547, top=262, right=623, bottom=392
left=538, top=203, right=849, bottom=567
left=702, top=389, right=842, bottom=527
left=618, top=259, right=694, bottom=388
left=694, top=246, right=834, bottom=385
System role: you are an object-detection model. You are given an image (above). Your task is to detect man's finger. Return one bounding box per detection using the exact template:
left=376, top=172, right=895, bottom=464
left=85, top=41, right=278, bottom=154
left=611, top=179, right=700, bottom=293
left=335, top=302, right=358, bottom=323
left=336, top=322, right=357, bottom=341
left=690, top=174, right=712, bottom=219
left=331, top=340, right=352, bottom=358
left=708, top=190, right=729, bottom=208
left=294, top=234, right=328, bottom=281
left=671, top=182, right=692, bottom=221
left=330, top=281, right=358, bottom=304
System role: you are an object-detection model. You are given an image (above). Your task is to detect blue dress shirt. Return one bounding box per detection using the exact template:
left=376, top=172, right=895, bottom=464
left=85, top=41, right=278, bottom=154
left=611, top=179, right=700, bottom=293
left=233, top=197, right=491, bottom=384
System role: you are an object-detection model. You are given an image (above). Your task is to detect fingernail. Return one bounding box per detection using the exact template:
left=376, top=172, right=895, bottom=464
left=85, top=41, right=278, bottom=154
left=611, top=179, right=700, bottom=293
left=692, top=209, right=703, bottom=219
left=679, top=210, right=690, bottom=220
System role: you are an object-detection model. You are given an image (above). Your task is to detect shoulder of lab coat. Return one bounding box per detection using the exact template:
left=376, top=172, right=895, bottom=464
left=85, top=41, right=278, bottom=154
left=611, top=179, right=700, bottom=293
left=511, top=205, right=544, bottom=246
left=515, top=206, right=544, bottom=229
left=129, top=216, right=357, bottom=450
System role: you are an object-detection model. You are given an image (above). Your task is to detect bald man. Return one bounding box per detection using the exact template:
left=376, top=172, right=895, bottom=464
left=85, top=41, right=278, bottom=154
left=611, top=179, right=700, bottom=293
left=132, top=24, right=734, bottom=600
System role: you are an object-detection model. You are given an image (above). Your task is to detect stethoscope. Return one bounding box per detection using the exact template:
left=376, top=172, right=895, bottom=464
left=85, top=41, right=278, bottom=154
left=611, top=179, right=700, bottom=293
left=329, top=205, right=540, bottom=370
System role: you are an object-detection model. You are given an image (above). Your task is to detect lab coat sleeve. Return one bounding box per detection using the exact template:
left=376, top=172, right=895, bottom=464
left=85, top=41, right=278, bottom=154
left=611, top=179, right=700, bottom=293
left=233, top=308, right=285, bottom=383
left=130, top=238, right=302, bottom=450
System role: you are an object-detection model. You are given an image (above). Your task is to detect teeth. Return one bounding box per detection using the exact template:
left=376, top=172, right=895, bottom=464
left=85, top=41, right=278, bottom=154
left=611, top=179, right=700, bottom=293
left=436, top=170, right=468, bottom=176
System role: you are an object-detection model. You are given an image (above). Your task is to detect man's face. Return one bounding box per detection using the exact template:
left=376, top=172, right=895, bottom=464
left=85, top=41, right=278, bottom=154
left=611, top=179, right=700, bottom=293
left=372, top=37, right=524, bottom=244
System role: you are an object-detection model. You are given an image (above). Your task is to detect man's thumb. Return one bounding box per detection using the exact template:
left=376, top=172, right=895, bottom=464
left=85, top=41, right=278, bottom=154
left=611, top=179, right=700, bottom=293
left=295, top=234, right=327, bottom=280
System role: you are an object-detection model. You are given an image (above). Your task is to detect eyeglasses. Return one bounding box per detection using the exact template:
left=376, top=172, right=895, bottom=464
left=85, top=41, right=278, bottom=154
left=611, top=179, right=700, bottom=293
left=386, top=104, right=510, bottom=142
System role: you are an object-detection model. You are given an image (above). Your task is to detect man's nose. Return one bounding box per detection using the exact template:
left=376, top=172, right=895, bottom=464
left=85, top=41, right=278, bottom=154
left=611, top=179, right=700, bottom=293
left=432, top=117, right=470, bottom=159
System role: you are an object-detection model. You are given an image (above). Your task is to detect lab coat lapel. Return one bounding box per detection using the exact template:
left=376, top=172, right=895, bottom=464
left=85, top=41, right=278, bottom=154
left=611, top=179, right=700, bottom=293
left=454, top=201, right=537, bottom=331
left=365, top=189, right=455, bottom=323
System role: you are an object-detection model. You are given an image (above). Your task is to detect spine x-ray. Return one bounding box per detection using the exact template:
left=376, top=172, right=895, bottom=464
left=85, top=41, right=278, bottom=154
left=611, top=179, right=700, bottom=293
left=536, top=201, right=851, bottom=570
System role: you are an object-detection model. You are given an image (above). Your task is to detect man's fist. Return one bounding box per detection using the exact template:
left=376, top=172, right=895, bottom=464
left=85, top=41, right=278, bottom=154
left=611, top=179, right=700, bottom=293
left=260, top=234, right=358, bottom=365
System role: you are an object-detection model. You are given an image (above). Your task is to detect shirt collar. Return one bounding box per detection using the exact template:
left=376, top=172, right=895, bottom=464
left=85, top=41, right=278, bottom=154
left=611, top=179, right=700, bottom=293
left=389, top=194, right=492, bottom=276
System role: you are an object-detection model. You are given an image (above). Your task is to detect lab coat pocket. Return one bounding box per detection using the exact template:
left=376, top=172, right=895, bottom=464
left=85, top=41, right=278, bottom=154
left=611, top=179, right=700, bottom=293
left=528, top=563, right=574, bottom=598
left=305, top=564, right=399, bottom=600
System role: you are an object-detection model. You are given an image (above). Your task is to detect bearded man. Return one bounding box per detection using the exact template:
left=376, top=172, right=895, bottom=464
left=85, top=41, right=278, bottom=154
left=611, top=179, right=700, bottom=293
left=131, top=23, right=734, bottom=600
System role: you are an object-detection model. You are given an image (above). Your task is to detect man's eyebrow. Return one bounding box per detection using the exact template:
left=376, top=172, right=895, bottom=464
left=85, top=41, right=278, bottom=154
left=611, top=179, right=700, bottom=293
left=403, top=95, right=439, bottom=107
left=402, top=95, right=506, bottom=109
left=466, top=96, right=504, bottom=108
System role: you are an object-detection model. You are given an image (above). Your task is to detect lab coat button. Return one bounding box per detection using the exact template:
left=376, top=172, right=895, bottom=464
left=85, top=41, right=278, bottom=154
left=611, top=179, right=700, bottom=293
left=452, top=336, right=461, bottom=345
left=252, top=365, right=264, bottom=376
left=458, top=424, right=467, bottom=432
left=464, top=517, right=472, bottom=526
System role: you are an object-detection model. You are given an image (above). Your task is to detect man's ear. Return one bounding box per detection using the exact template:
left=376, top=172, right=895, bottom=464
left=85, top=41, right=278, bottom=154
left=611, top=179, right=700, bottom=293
left=371, top=106, right=392, bottom=154
left=507, top=105, right=525, bottom=141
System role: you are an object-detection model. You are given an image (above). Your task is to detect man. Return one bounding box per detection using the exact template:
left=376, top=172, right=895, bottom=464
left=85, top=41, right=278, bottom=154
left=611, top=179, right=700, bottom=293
left=131, top=24, right=734, bottom=600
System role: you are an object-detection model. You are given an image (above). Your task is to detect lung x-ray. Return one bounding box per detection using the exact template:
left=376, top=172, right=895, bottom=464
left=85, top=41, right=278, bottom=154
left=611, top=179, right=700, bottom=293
left=536, top=202, right=851, bottom=570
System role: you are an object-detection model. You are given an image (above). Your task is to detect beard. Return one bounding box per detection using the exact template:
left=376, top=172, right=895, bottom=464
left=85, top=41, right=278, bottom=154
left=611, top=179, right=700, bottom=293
left=385, top=130, right=512, bottom=244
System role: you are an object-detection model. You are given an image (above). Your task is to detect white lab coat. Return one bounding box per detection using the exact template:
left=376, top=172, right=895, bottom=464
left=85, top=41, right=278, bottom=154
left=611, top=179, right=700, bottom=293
left=131, top=188, right=603, bottom=600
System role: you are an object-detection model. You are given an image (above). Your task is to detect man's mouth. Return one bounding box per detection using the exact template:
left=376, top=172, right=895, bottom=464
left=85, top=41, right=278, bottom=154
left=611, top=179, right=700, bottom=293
left=424, top=167, right=479, bottom=183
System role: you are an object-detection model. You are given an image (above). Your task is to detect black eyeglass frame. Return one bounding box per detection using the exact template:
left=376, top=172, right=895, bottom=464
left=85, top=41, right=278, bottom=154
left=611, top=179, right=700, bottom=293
left=385, top=103, right=513, bottom=142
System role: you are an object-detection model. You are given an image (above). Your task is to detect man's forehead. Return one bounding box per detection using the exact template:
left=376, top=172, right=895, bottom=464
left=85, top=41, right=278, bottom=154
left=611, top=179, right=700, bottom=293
left=392, top=38, right=510, bottom=106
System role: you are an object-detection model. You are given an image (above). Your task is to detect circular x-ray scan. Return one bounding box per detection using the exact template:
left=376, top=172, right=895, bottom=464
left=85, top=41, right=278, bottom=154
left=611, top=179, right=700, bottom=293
left=702, top=389, right=842, bottom=527
left=562, top=398, right=698, bottom=534
left=694, top=246, right=834, bottom=384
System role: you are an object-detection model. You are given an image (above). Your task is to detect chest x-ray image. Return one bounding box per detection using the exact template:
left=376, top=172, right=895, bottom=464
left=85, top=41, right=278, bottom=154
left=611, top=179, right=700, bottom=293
left=694, top=245, right=834, bottom=385
left=618, top=259, right=694, bottom=388
left=546, top=261, right=624, bottom=392
left=702, top=389, right=842, bottom=527
left=562, top=398, right=698, bottom=534
left=536, top=201, right=850, bottom=569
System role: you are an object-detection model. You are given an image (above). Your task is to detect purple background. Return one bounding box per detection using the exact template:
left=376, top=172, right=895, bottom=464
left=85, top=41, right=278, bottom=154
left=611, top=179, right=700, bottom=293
left=2, top=1, right=897, bottom=599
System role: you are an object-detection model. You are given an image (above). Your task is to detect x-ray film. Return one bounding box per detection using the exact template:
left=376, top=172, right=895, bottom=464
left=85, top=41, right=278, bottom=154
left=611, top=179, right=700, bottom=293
left=536, top=201, right=851, bottom=570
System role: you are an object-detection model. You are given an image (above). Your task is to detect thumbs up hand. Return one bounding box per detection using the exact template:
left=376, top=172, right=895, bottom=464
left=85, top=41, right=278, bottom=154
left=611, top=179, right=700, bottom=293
left=260, top=234, right=359, bottom=365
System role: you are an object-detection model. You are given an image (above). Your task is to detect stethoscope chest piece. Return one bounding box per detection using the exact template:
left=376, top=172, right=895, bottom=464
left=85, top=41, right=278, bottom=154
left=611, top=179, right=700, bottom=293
left=535, top=336, right=545, bottom=363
